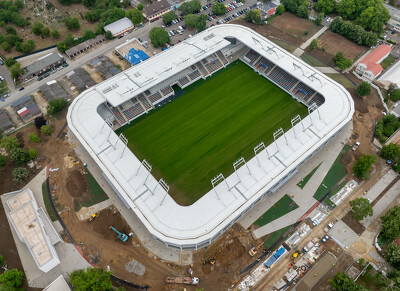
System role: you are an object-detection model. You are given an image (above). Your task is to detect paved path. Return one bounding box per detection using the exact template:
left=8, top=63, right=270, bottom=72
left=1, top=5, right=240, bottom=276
left=315, top=67, right=339, bottom=73
left=240, top=122, right=353, bottom=238
left=293, top=26, right=329, bottom=57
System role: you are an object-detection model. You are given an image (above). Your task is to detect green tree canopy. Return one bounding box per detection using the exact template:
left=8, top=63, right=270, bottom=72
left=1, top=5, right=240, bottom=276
left=276, top=4, right=285, bottom=15
left=137, top=3, right=144, bottom=10
left=391, top=89, right=400, bottom=102
left=0, top=269, right=23, bottom=289
left=149, top=27, right=170, bottom=47
left=315, top=12, right=324, bottom=26
left=47, top=98, right=69, bottom=114
left=336, top=0, right=356, bottom=19
left=381, top=143, right=400, bottom=161
left=352, top=154, right=376, bottom=179
left=0, top=136, right=19, bottom=152
left=41, top=26, right=50, bottom=38
left=330, top=272, right=367, bottom=290
left=31, top=22, right=44, bottom=35
left=333, top=52, right=353, bottom=70
left=70, top=268, right=113, bottom=291
left=41, top=125, right=53, bottom=136
left=381, top=206, right=400, bottom=241
left=28, top=148, right=37, bottom=160
left=64, top=16, right=80, bottom=31
left=179, top=0, right=201, bottom=15
left=51, top=29, right=60, bottom=38
left=212, top=1, right=227, bottom=15
left=57, top=41, right=67, bottom=53
left=356, top=81, right=371, bottom=96
left=356, top=3, right=390, bottom=33
left=20, top=39, right=35, bottom=52
left=10, top=62, right=24, bottom=79
left=0, top=154, right=6, bottom=167
left=296, top=5, right=308, bottom=18
left=9, top=147, right=30, bottom=166
left=162, top=11, right=177, bottom=25
left=126, top=9, right=144, bottom=25
left=386, top=243, right=400, bottom=269
left=315, top=0, right=335, bottom=14
left=349, top=198, right=373, bottom=220
left=245, top=9, right=262, bottom=24
left=29, top=133, right=40, bottom=143
left=309, top=38, right=319, bottom=50
left=12, top=167, right=29, bottom=183
left=5, top=57, right=16, bottom=67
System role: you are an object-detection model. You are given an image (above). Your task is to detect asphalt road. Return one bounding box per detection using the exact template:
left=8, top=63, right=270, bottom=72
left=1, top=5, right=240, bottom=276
left=0, top=0, right=257, bottom=110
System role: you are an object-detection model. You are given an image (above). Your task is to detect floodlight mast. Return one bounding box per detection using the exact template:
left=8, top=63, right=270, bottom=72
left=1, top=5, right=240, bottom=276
left=254, top=142, right=268, bottom=169
left=211, top=174, right=229, bottom=200
left=159, top=179, right=170, bottom=206
left=291, top=115, right=305, bottom=139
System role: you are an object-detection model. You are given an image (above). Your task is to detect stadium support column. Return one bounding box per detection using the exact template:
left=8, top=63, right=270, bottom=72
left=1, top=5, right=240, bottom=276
left=291, top=115, right=305, bottom=142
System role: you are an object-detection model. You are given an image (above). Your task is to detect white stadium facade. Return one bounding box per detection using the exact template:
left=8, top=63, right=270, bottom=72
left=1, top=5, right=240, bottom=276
left=67, top=24, right=354, bottom=250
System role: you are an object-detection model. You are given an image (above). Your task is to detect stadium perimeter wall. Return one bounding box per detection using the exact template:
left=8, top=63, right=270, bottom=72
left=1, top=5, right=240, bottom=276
left=67, top=24, right=354, bottom=250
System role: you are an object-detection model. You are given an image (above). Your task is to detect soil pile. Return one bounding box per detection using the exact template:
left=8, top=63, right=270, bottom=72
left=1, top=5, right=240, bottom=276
left=66, top=170, right=87, bottom=197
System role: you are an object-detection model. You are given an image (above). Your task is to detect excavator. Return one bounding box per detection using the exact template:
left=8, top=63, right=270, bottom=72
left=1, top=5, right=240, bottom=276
left=87, top=212, right=99, bottom=223
left=249, top=241, right=265, bottom=256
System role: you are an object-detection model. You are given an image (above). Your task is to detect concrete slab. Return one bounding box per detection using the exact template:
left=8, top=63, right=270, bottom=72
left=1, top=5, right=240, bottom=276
left=76, top=198, right=113, bottom=221
left=329, top=220, right=358, bottom=249
left=315, top=67, right=339, bottom=74
left=363, top=169, right=397, bottom=202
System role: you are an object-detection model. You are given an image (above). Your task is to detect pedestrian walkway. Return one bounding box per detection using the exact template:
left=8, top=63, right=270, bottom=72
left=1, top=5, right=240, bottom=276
left=293, top=26, right=329, bottom=57
left=240, top=122, right=353, bottom=239
left=315, top=67, right=339, bottom=73
left=75, top=199, right=113, bottom=221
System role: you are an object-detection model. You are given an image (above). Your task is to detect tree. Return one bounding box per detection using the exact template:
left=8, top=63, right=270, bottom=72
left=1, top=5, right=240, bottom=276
left=0, top=154, right=6, bottom=167
left=356, top=81, right=371, bottom=96
left=330, top=272, right=366, bottom=290
left=9, top=147, right=29, bottom=166
left=162, top=11, right=177, bottom=25
left=83, top=29, right=96, bottom=39
left=381, top=206, right=400, bottom=241
left=57, top=41, right=67, bottom=52
left=12, top=167, right=29, bottom=183
left=0, top=136, right=19, bottom=152
left=196, top=14, right=207, bottom=31
left=64, top=16, right=80, bottom=31
left=352, top=154, right=376, bottom=179
left=356, top=4, right=390, bottom=33
left=349, top=198, right=373, bottom=220
left=47, top=98, right=69, bottom=114
left=212, top=1, right=226, bottom=15
left=0, top=269, right=23, bottom=289
left=333, top=52, right=352, bottom=70
left=245, top=9, right=262, bottom=24
left=296, top=5, right=308, bottom=19
left=20, top=39, right=35, bottom=52
left=386, top=243, right=400, bottom=269
left=315, top=0, right=335, bottom=14
left=29, top=133, right=40, bottom=143
left=10, top=62, right=24, bottom=79
left=276, top=4, right=285, bottom=15
left=179, top=0, right=201, bottom=15
left=309, top=38, right=319, bottom=50
left=149, top=27, right=170, bottom=48
left=51, top=29, right=60, bottom=38
left=105, top=31, right=114, bottom=40
left=5, top=57, right=16, bottom=67
left=70, top=268, right=113, bottom=291
left=315, top=12, right=324, bottom=26
left=64, top=34, right=75, bottom=46
left=41, top=125, right=52, bottom=136
left=336, top=0, right=356, bottom=19
left=1, top=41, right=12, bottom=52
left=34, top=116, right=47, bottom=129
left=41, top=26, right=50, bottom=38
left=28, top=148, right=37, bottom=160
left=31, top=21, right=44, bottom=35
left=127, top=9, right=144, bottom=25
left=5, top=26, right=17, bottom=35
left=381, top=143, right=400, bottom=162
left=0, top=254, right=3, bottom=266
left=391, top=89, right=400, bottom=102
left=137, top=3, right=144, bottom=10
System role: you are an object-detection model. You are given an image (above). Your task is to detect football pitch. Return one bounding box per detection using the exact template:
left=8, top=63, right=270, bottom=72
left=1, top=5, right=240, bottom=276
left=122, top=61, right=308, bottom=205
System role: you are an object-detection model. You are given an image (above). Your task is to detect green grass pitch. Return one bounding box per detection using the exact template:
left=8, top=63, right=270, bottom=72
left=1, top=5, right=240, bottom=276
left=122, top=61, right=308, bottom=205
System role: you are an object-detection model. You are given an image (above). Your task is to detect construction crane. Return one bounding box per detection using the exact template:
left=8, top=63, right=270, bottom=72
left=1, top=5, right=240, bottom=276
left=109, top=226, right=128, bottom=242
left=249, top=241, right=265, bottom=256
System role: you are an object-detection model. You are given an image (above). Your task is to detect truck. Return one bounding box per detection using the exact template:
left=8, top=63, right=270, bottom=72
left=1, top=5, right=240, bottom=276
left=302, top=240, right=315, bottom=253
left=164, top=276, right=199, bottom=285
left=324, top=222, right=334, bottom=233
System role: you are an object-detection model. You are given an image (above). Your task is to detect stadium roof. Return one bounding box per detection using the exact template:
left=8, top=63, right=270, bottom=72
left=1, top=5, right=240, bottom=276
left=104, top=17, right=134, bottom=36
left=67, top=24, right=354, bottom=249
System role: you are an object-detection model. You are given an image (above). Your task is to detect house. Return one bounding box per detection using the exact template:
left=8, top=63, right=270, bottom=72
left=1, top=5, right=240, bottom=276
left=355, top=44, right=392, bottom=82
left=12, top=96, right=42, bottom=123
left=104, top=17, right=135, bottom=37
left=142, top=0, right=171, bottom=21
left=65, top=35, right=106, bottom=59
left=21, top=53, right=65, bottom=81
left=257, top=1, right=278, bottom=19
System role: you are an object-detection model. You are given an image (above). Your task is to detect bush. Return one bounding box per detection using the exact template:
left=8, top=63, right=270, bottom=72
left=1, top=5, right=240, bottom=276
left=41, top=125, right=52, bottom=136
left=356, top=81, right=371, bottom=96
left=64, top=16, right=80, bottom=31
left=0, top=154, right=6, bottom=167
left=375, top=115, right=400, bottom=143
left=9, top=147, right=30, bottom=166
left=0, top=269, right=24, bottom=289
left=333, top=52, right=353, bottom=70
left=51, top=29, right=60, bottom=38
left=29, top=133, right=40, bottom=143
left=28, top=148, right=37, bottom=160
left=309, top=38, right=319, bottom=50
left=47, top=98, right=69, bottom=114
left=12, top=167, right=29, bottom=183
left=0, top=136, right=19, bottom=153
left=391, top=89, right=400, bottom=101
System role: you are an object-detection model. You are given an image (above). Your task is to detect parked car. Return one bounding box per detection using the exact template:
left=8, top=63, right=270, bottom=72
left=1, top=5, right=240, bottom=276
left=18, top=87, right=24, bottom=91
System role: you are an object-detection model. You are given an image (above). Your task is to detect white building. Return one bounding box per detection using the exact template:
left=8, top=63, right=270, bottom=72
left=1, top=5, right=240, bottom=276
left=355, top=44, right=392, bottom=82
left=67, top=24, right=354, bottom=250
left=104, top=17, right=135, bottom=37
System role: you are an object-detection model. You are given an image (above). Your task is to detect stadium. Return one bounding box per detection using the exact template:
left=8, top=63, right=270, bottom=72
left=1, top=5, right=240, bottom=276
left=67, top=24, right=354, bottom=250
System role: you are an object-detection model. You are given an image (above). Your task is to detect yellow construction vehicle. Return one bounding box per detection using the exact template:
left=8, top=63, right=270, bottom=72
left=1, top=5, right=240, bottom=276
left=291, top=251, right=300, bottom=260
left=203, top=259, right=216, bottom=265
left=249, top=242, right=264, bottom=256
left=88, top=212, right=99, bottom=222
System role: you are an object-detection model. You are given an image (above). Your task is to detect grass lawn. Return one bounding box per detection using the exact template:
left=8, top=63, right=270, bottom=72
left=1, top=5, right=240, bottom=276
left=75, top=169, right=109, bottom=210
left=313, top=146, right=348, bottom=201
left=356, top=264, right=382, bottom=291
left=381, top=56, right=396, bottom=70
left=270, top=39, right=297, bottom=53
left=254, top=194, right=298, bottom=227
left=262, top=225, right=293, bottom=249
left=324, top=180, right=347, bottom=208
left=301, top=53, right=326, bottom=67
left=297, top=163, right=321, bottom=189
left=42, top=182, right=57, bottom=221
left=325, top=73, right=355, bottom=89
left=122, top=61, right=308, bottom=205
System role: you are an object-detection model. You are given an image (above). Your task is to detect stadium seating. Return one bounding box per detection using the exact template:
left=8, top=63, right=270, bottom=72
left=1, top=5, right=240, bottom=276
left=188, top=70, right=201, bottom=81
left=216, top=51, right=228, bottom=65
left=148, top=91, right=163, bottom=104
left=195, top=62, right=208, bottom=77
left=244, top=49, right=261, bottom=65
left=204, top=56, right=222, bottom=74
left=293, top=82, right=316, bottom=97
left=268, top=67, right=298, bottom=91
left=255, top=57, right=275, bottom=75
left=106, top=102, right=127, bottom=125
left=144, top=90, right=151, bottom=96
left=123, top=103, right=144, bottom=121
left=309, top=93, right=325, bottom=107
left=160, top=86, right=173, bottom=96
left=178, top=76, right=190, bottom=87
left=138, top=93, right=152, bottom=110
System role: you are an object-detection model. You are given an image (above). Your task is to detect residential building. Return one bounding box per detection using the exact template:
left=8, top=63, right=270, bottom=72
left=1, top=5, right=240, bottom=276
left=142, top=0, right=171, bottom=21
left=12, top=96, right=42, bottom=123
left=257, top=1, right=278, bottom=19
left=355, top=44, right=392, bottom=82
left=21, top=53, right=65, bottom=81
left=65, top=35, right=106, bottom=59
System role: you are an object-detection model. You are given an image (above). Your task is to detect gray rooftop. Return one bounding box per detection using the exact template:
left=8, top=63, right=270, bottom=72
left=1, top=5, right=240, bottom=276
left=65, top=35, right=106, bottom=57
left=0, top=108, right=13, bottom=131
left=104, top=17, right=134, bottom=36
left=22, top=53, right=64, bottom=79
left=143, top=0, right=170, bottom=18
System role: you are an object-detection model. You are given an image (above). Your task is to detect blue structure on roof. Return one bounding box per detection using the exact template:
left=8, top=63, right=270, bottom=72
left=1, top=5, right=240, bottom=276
left=125, top=48, right=149, bottom=66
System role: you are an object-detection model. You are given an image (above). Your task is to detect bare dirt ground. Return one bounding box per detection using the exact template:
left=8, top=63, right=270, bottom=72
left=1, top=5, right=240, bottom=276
left=269, top=12, right=318, bottom=41
left=105, top=51, right=132, bottom=71
left=0, top=1, right=97, bottom=58
left=33, top=91, right=49, bottom=115
left=83, top=64, right=104, bottom=84
left=342, top=211, right=365, bottom=235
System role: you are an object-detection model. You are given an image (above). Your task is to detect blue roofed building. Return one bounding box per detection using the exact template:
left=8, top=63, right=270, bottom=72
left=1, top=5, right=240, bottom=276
left=125, top=48, right=149, bottom=66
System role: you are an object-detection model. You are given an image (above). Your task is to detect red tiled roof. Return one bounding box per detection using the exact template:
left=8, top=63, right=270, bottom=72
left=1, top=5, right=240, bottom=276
left=359, top=44, right=392, bottom=76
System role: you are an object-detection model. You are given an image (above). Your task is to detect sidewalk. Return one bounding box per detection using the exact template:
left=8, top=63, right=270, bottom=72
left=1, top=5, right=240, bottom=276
left=239, top=122, right=353, bottom=239
left=315, top=67, right=339, bottom=73
left=68, top=129, right=193, bottom=265
left=293, top=26, right=329, bottom=57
